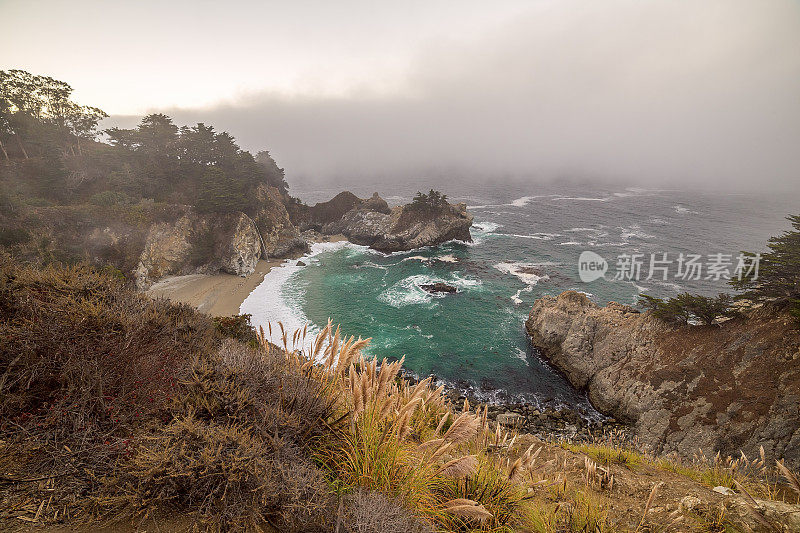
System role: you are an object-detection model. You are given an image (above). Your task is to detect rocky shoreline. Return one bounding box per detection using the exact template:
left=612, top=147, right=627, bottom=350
left=399, top=367, right=629, bottom=443
left=526, top=291, right=800, bottom=469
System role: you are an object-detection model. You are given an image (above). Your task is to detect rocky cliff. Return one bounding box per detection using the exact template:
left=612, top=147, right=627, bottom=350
left=525, top=291, right=800, bottom=469
left=321, top=196, right=473, bottom=252
left=289, top=191, right=364, bottom=230
left=12, top=187, right=471, bottom=289
left=252, top=185, right=309, bottom=258
left=130, top=184, right=316, bottom=289
left=134, top=211, right=263, bottom=289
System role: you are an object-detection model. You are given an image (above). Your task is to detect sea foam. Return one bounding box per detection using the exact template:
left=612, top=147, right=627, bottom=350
left=240, top=241, right=361, bottom=352
left=494, top=262, right=551, bottom=286
left=378, top=273, right=482, bottom=308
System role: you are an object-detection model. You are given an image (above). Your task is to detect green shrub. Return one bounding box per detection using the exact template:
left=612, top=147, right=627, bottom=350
left=0, top=227, right=30, bottom=247
left=409, top=189, right=448, bottom=212
left=196, top=167, right=253, bottom=214
left=433, top=456, right=530, bottom=531
left=213, top=314, right=258, bottom=344
left=732, top=213, right=800, bottom=318
left=90, top=190, right=131, bottom=206
left=187, top=225, right=218, bottom=268
left=639, top=292, right=732, bottom=325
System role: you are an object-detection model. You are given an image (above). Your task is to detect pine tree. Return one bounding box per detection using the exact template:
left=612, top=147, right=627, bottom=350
left=731, top=214, right=800, bottom=316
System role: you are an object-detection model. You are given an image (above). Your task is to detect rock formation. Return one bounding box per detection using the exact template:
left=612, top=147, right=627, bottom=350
left=322, top=197, right=473, bottom=253
left=134, top=211, right=263, bottom=289
left=134, top=214, right=196, bottom=289
left=252, top=185, right=308, bottom=258
left=218, top=213, right=262, bottom=277
left=289, top=191, right=393, bottom=232
left=288, top=191, right=364, bottom=230
left=421, top=282, right=458, bottom=294
left=525, top=291, right=800, bottom=469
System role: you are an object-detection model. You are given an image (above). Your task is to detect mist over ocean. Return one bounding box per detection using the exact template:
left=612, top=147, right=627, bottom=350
left=241, top=181, right=797, bottom=411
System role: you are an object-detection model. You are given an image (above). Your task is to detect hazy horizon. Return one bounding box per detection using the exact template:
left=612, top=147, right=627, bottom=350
left=4, top=0, right=800, bottom=192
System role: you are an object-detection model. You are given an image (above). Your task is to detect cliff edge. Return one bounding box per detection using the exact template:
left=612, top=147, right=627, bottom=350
left=525, top=291, right=800, bottom=469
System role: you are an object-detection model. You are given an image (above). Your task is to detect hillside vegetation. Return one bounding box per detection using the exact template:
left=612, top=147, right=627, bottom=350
left=1, top=70, right=292, bottom=278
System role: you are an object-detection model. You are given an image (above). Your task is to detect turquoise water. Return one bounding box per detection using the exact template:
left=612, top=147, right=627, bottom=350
left=241, top=182, right=797, bottom=410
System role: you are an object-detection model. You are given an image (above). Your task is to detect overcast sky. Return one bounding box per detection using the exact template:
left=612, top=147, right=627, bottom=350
left=3, top=0, right=799, bottom=190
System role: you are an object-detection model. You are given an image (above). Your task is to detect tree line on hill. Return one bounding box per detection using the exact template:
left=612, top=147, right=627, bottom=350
left=0, top=69, right=288, bottom=213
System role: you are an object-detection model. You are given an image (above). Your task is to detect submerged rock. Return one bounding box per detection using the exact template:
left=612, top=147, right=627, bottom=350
left=525, top=290, right=800, bottom=469
left=421, top=282, right=457, bottom=294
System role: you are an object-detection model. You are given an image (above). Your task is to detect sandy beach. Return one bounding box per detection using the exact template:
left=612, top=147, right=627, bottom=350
left=146, top=234, right=348, bottom=316
left=146, top=259, right=281, bottom=316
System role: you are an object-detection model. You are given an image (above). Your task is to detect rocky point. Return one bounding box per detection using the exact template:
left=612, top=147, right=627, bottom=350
left=525, top=290, right=800, bottom=469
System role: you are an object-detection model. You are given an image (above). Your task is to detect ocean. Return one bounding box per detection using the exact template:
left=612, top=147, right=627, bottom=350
left=240, top=180, right=797, bottom=413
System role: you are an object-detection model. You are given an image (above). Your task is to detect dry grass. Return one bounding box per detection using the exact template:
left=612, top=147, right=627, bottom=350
left=111, top=339, right=342, bottom=531
left=0, top=256, right=215, bottom=519
left=275, top=320, right=538, bottom=531
left=120, top=414, right=333, bottom=531
left=341, top=489, right=435, bottom=533
left=654, top=447, right=800, bottom=504
left=525, top=485, right=613, bottom=532
left=0, top=257, right=214, bottom=442
left=561, top=430, right=644, bottom=472
left=565, top=442, right=643, bottom=470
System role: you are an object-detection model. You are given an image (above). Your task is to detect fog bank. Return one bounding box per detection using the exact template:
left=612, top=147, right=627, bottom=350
left=110, top=1, right=800, bottom=191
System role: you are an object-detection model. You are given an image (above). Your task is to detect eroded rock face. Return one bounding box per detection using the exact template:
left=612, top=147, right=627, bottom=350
left=324, top=201, right=473, bottom=253
left=134, top=214, right=195, bottom=289
left=525, top=291, right=800, bottom=469
left=218, top=213, right=262, bottom=277
left=253, top=185, right=309, bottom=258
left=134, top=211, right=264, bottom=289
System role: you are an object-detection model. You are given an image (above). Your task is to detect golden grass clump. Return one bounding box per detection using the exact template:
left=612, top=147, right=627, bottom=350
left=526, top=486, right=612, bottom=533
left=271, top=320, right=538, bottom=531
left=562, top=430, right=644, bottom=469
